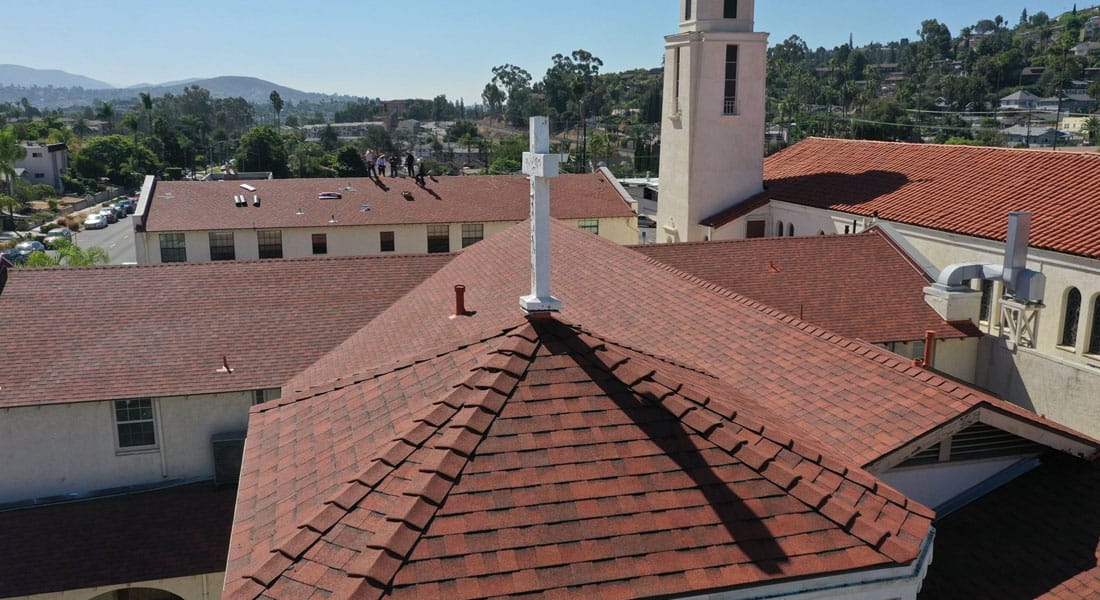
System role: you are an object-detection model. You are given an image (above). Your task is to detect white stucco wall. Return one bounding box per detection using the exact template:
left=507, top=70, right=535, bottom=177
left=0, top=392, right=251, bottom=503
left=15, top=571, right=224, bottom=600
left=136, top=217, right=635, bottom=263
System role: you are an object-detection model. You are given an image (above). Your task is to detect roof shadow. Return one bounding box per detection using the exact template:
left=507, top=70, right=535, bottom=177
left=767, top=170, right=911, bottom=208
left=538, top=323, right=789, bottom=575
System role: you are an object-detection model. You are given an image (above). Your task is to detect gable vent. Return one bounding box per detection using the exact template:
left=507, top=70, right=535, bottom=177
left=949, top=423, right=1043, bottom=461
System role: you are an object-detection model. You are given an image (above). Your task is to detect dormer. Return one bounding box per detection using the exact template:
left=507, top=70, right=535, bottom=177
left=681, top=0, right=754, bottom=33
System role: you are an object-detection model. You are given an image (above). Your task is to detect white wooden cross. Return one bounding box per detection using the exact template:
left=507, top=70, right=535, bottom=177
left=519, top=116, right=562, bottom=313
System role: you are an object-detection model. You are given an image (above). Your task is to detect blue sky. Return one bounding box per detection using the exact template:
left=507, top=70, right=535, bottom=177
left=5, top=1, right=1080, bottom=102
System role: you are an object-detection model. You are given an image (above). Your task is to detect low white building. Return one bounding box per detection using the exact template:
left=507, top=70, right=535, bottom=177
left=131, top=170, right=638, bottom=264
left=13, top=141, right=69, bottom=193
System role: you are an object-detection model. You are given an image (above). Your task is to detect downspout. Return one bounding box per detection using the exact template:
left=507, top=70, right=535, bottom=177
left=154, top=398, right=168, bottom=478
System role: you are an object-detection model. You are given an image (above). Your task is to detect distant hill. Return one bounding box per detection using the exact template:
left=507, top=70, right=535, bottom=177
left=0, top=67, right=358, bottom=108
left=0, top=64, right=113, bottom=89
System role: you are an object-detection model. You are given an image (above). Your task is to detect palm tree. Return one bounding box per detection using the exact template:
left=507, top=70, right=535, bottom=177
left=139, top=92, right=153, bottom=135
left=96, top=101, right=115, bottom=134
left=0, top=130, right=25, bottom=195
left=270, top=90, right=284, bottom=131
left=21, top=239, right=109, bottom=268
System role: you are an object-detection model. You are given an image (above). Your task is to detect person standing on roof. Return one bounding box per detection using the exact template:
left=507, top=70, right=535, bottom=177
left=389, top=154, right=399, bottom=177
left=364, top=149, right=376, bottom=178
left=405, top=152, right=416, bottom=178
left=376, top=154, right=387, bottom=178
left=415, top=160, right=427, bottom=186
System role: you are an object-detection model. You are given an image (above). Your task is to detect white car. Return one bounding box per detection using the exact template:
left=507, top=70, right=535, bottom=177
left=84, top=212, right=108, bottom=229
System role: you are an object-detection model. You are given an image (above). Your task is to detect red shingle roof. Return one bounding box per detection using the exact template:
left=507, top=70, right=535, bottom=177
left=0, top=254, right=450, bottom=407
left=920, top=453, right=1100, bottom=599
left=144, top=172, right=634, bottom=232
left=285, top=220, right=1093, bottom=468
left=0, top=483, right=235, bottom=597
left=226, top=318, right=934, bottom=599
left=702, top=138, right=1100, bottom=259
left=633, top=230, right=978, bottom=344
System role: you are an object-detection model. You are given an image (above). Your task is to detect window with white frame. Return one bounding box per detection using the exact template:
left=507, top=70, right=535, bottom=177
left=578, top=219, right=599, bottom=234
left=723, top=45, right=738, bottom=115
left=426, top=225, right=449, bottom=253
left=115, top=399, right=156, bottom=449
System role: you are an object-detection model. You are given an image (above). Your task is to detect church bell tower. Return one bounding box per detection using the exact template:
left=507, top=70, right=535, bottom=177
left=656, top=0, right=768, bottom=242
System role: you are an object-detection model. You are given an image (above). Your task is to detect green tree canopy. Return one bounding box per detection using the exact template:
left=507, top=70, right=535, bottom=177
left=71, top=135, right=160, bottom=186
left=235, top=126, right=289, bottom=178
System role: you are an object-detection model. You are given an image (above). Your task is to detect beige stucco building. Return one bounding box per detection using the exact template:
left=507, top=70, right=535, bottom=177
left=132, top=169, right=638, bottom=264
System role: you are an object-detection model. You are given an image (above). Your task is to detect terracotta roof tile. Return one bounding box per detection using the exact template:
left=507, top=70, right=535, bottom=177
left=0, top=254, right=450, bottom=407
left=144, top=172, right=634, bottom=233
left=704, top=138, right=1100, bottom=259
left=634, top=230, right=978, bottom=344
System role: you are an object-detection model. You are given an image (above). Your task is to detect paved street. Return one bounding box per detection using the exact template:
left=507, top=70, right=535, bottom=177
left=73, top=211, right=137, bottom=264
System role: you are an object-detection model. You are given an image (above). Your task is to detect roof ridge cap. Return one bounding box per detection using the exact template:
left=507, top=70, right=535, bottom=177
left=241, top=327, right=541, bottom=595
left=268, top=323, right=528, bottom=413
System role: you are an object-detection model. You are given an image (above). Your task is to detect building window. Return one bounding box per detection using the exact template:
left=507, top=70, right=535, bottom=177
left=1061, top=287, right=1081, bottom=347
left=776, top=221, right=784, bottom=237
left=684, top=0, right=692, bottom=20
left=31, top=152, right=42, bottom=158
left=159, top=233, right=186, bottom=263
left=1089, top=296, right=1100, bottom=355
left=724, top=0, right=738, bottom=18
left=979, top=279, right=995, bottom=324
left=673, top=47, right=682, bottom=111
left=380, top=231, right=395, bottom=252
left=115, top=399, right=156, bottom=449
left=787, top=223, right=795, bottom=237
left=34, top=173, right=44, bottom=179
left=723, top=45, right=738, bottom=115
left=253, top=388, right=281, bottom=405
left=426, top=225, right=449, bottom=253
left=257, top=230, right=283, bottom=259
left=209, top=231, right=235, bottom=261
left=312, top=233, right=327, bottom=255
left=462, top=223, right=484, bottom=248
left=746, top=219, right=766, bottom=238
left=578, top=219, right=599, bottom=234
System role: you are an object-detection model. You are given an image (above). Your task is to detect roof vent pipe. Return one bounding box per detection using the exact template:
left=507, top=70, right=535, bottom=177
left=519, top=116, right=562, bottom=315
left=454, top=285, right=467, bottom=317
left=931, top=211, right=1045, bottom=304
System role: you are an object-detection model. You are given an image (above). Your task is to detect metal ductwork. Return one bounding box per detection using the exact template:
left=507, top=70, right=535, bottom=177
left=931, top=212, right=1045, bottom=305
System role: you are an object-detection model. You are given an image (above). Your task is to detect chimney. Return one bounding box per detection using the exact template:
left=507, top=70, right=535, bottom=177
left=519, top=116, right=562, bottom=314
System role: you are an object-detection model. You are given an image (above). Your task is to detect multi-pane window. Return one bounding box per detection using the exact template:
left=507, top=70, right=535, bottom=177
left=426, top=225, right=449, bottom=253
left=462, top=224, right=484, bottom=248
left=724, top=45, right=738, bottom=115
left=312, top=233, right=327, bottom=255
left=724, top=0, right=738, bottom=18
left=673, top=48, right=682, bottom=111
left=380, top=231, right=395, bottom=252
left=1088, top=296, right=1100, bottom=355
left=578, top=219, right=599, bottom=234
left=746, top=220, right=766, bottom=238
left=257, top=230, right=283, bottom=259
left=209, top=231, right=235, bottom=261
left=1061, top=288, right=1081, bottom=347
left=115, top=399, right=156, bottom=448
left=159, top=233, right=186, bottom=263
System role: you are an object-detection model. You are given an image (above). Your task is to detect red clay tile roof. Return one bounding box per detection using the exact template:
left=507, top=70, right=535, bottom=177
left=920, top=453, right=1100, bottom=599
left=0, top=254, right=450, bottom=407
left=632, top=229, right=978, bottom=344
left=702, top=138, right=1100, bottom=259
left=143, top=172, right=634, bottom=232
left=285, top=220, right=1094, bottom=468
left=0, top=483, right=235, bottom=597
left=225, top=317, right=934, bottom=599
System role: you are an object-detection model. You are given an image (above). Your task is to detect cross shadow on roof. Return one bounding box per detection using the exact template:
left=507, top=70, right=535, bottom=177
left=537, top=321, right=789, bottom=575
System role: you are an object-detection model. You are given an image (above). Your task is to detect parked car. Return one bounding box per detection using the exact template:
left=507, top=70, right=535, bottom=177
left=109, top=203, right=128, bottom=219
left=1, top=248, right=24, bottom=264
left=84, top=212, right=108, bottom=229
left=43, top=227, right=73, bottom=248
left=13, top=240, right=46, bottom=261
left=98, top=208, right=119, bottom=224
left=637, top=215, right=657, bottom=229
left=116, top=199, right=136, bottom=214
